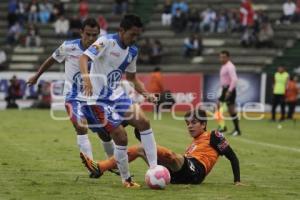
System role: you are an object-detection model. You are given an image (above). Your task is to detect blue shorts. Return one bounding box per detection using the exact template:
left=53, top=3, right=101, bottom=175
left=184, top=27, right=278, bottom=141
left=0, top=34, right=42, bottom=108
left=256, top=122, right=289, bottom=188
left=65, top=99, right=85, bottom=127
left=81, top=94, right=132, bottom=133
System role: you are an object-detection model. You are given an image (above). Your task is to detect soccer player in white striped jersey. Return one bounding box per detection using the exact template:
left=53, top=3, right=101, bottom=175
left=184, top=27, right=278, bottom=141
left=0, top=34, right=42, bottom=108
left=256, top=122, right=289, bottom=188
left=27, top=18, right=115, bottom=177
left=79, top=14, right=158, bottom=188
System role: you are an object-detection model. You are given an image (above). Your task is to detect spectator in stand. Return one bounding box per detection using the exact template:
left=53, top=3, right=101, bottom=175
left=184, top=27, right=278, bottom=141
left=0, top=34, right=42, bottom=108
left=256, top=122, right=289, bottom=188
left=7, top=0, right=18, bottom=27
left=255, top=22, right=274, bottom=48
left=39, top=0, right=52, bottom=24
left=5, top=75, right=23, bottom=109
left=217, top=10, right=229, bottom=33
left=161, top=0, right=172, bottom=26
left=6, top=22, right=23, bottom=47
left=253, top=10, right=269, bottom=35
left=171, top=8, right=187, bottom=33
left=68, top=15, right=82, bottom=39
left=187, top=8, right=200, bottom=32
left=200, top=7, right=217, bottom=33
left=240, top=27, right=256, bottom=47
left=183, top=33, right=203, bottom=57
left=239, top=0, right=255, bottom=31
left=27, top=0, right=39, bottom=23
left=79, top=0, right=89, bottom=22
left=98, top=15, right=108, bottom=36
left=285, top=75, right=299, bottom=119
left=54, top=15, right=70, bottom=37
left=280, top=0, right=296, bottom=24
left=178, top=0, right=189, bottom=14
left=25, top=23, right=41, bottom=47
left=172, top=0, right=188, bottom=16
left=52, top=0, right=65, bottom=21
left=113, top=0, right=128, bottom=15
left=31, top=81, right=51, bottom=109
left=229, top=10, right=240, bottom=32
left=138, top=38, right=152, bottom=64
left=16, top=0, right=26, bottom=25
left=150, top=39, right=163, bottom=65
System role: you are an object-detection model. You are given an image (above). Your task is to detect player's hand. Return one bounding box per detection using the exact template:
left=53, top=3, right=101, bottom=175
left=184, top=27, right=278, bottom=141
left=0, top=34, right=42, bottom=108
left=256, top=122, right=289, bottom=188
left=27, top=75, right=39, bottom=86
left=144, top=93, right=158, bottom=103
left=234, top=181, right=247, bottom=186
left=83, top=79, right=93, bottom=96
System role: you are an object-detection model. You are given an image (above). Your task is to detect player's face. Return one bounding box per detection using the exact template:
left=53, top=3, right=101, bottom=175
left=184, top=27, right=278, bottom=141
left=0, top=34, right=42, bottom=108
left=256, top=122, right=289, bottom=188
left=120, top=26, right=142, bottom=46
left=81, top=25, right=100, bottom=48
left=219, top=53, right=229, bottom=65
left=185, top=119, right=206, bottom=138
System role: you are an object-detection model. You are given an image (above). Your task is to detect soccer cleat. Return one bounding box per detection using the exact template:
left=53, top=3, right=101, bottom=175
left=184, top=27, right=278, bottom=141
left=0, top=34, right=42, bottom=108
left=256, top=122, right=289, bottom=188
left=123, top=177, right=140, bottom=188
left=80, top=152, right=103, bottom=178
left=231, top=130, right=241, bottom=136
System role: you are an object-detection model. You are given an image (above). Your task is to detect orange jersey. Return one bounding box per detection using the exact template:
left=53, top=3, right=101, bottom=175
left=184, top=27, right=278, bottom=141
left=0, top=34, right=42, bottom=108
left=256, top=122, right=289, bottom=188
left=184, top=131, right=229, bottom=174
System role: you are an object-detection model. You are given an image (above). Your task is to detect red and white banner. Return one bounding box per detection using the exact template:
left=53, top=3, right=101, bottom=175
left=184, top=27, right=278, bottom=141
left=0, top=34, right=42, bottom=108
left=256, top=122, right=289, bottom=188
left=138, top=73, right=203, bottom=111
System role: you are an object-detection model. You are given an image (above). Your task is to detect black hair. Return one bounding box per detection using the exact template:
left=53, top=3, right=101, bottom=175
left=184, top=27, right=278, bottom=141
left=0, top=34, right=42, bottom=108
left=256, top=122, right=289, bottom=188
left=184, top=109, right=207, bottom=130
left=120, top=14, right=143, bottom=31
left=220, top=50, right=230, bottom=57
left=81, top=17, right=100, bottom=30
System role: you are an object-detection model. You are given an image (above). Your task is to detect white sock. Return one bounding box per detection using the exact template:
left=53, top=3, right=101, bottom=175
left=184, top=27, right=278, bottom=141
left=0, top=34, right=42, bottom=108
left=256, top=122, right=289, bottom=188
left=114, top=145, right=130, bottom=182
left=102, top=140, right=115, bottom=158
left=77, top=134, right=93, bottom=160
left=140, top=129, right=157, bottom=168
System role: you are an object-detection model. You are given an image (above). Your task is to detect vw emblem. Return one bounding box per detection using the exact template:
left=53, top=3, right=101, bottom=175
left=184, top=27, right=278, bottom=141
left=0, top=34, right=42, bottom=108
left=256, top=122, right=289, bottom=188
left=107, top=69, right=122, bottom=89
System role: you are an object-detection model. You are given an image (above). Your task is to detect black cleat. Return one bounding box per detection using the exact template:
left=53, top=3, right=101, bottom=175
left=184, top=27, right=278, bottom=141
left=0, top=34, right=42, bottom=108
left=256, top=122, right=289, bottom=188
left=80, top=152, right=103, bottom=178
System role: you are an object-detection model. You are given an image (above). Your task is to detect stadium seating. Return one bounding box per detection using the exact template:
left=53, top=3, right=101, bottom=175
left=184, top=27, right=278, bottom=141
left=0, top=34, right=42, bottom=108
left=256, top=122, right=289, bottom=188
left=1, top=0, right=300, bottom=73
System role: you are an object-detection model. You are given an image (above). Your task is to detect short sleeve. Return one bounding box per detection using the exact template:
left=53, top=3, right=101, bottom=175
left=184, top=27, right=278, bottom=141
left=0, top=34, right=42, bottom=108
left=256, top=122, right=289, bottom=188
left=52, top=42, right=67, bottom=63
left=84, top=37, right=107, bottom=61
left=210, top=130, right=230, bottom=155
left=125, top=55, right=137, bottom=73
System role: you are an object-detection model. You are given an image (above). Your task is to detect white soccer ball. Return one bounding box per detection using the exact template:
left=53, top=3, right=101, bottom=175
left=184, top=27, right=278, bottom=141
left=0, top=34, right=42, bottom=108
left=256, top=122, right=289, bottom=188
left=145, top=165, right=171, bottom=189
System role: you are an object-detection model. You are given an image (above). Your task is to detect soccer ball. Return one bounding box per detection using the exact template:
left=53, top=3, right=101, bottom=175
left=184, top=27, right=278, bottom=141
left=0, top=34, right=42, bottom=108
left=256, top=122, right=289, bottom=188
left=145, top=165, right=171, bottom=189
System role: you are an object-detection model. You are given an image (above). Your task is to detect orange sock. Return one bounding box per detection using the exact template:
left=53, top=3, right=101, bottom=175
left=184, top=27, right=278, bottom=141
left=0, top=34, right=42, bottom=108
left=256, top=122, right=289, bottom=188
left=98, top=145, right=141, bottom=172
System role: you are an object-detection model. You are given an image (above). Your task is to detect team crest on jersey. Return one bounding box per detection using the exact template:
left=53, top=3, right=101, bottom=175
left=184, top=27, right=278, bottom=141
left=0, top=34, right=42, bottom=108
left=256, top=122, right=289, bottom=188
left=89, top=42, right=104, bottom=56
left=107, top=69, right=122, bottom=89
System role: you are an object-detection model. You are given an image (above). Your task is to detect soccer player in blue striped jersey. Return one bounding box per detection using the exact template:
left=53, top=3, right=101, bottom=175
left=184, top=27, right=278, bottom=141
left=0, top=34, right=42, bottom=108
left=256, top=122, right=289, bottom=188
left=27, top=18, right=115, bottom=176
left=79, top=14, right=158, bottom=188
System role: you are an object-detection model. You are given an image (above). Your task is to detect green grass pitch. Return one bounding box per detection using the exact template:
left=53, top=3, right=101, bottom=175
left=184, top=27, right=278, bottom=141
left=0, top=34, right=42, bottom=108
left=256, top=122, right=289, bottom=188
left=0, top=110, right=299, bottom=200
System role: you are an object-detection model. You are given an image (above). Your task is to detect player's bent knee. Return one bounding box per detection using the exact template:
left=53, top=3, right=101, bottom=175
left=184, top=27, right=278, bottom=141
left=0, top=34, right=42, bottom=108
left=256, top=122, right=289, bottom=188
left=111, top=130, right=128, bottom=146
left=97, top=131, right=112, bottom=142
left=136, top=118, right=151, bottom=130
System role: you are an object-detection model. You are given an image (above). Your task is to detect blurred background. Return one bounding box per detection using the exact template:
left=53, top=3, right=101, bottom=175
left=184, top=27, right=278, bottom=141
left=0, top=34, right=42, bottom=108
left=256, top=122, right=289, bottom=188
left=0, top=0, right=299, bottom=116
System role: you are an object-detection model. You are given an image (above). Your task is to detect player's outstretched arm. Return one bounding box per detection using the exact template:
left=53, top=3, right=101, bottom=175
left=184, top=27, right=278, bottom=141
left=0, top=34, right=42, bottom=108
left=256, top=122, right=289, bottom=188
left=223, top=146, right=241, bottom=184
left=27, top=56, right=56, bottom=86
left=125, top=72, right=157, bottom=103
left=79, top=54, right=93, bottom=96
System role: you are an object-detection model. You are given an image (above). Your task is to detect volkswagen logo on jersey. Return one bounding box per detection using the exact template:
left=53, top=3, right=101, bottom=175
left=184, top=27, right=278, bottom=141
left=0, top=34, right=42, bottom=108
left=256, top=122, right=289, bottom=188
left=107, top=69, right=122, bottom=89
